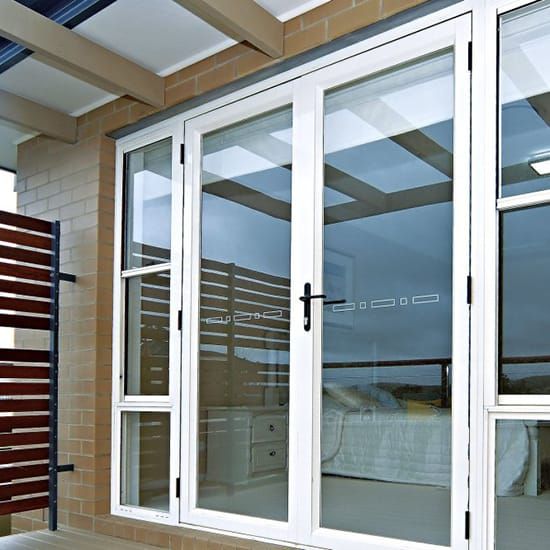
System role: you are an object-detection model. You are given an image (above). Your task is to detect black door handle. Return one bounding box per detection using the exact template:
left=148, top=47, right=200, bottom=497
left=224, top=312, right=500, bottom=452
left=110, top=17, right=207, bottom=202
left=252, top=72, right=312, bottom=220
left=299, top=283, right=345, bottom=331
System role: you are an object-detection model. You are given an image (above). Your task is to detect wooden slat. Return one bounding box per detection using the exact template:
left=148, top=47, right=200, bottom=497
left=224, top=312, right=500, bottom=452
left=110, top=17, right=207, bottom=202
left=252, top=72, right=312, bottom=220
left=140, top=286, right=169, bottom=301
left=235, top=289, right=288, bottom=308
left=0, top=382, right=49, bottom=395
left=0, top=227, right=52, bottom=251
left=0, top=446, right=49, bottom=464
left=0, top=399, right=49, bottom=412
left=0, top=415, right=49, bottom=432
left=0, top=479, right=48, bottom=500
left=0, top=463, right=48, bottom=483
left=0, top=279, right=51, bottom=299
left=0, top=431, right=49, bottom=447
left=0, top=244, right=52, bottom=267
left=235, top=337, right=289, bottom=351
left=0, top=297, right=50, bottom=315
left=0, top=349, right=49, bottom=363
left=0, top=211, right=53, bottom=235
left=202, top=321, right=289, bottom=341
left=140, top=300, right=169, bottom=315
left=0, top=365, right=49, bottom=378
left=0, top=314, right=50, bottom=331
left=0, top=261, right=51, bottom=282
left=0, top=495, right=48, bottom=515
left=201, top=270, right=229, bottom=286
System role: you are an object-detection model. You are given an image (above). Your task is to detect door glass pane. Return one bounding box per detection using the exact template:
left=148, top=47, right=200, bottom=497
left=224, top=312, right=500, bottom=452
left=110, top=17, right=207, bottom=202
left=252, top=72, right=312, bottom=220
left=124, top=139, right=172, bottom=269
left=321, top=51, right=454, bottom=545
left=495, top=419, right=550, bottom=550
left=499, top=206, right=550, bottom=394
left=125, top=271, right=170, bottom=395
left=197, top=106, right=292, bottom=521
left=121, top=411, right=170, bottom=511
left=500, top=0, right=550, bottom=197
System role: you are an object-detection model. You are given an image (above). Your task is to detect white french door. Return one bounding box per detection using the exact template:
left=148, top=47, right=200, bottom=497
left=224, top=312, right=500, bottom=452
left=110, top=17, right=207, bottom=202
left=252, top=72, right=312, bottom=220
left=181, top=15, right=471, bottom=550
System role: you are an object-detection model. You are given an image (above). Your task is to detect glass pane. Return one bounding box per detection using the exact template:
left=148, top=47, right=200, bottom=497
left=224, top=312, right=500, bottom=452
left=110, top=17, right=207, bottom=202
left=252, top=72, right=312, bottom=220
left=499, top=206, right=550, bottom=394
left=121, top=412, right=170, bottom=511
left=125, top=271, right=170, bottom=395
left=500, top=1, right=550, bottom=197
left=321, top=51, right=454, bottom=546
left=495, top=419, right=550, bottom=550
left=197, top=106, right=292, bottom=521
left=124, top=139, right=172, bottom=269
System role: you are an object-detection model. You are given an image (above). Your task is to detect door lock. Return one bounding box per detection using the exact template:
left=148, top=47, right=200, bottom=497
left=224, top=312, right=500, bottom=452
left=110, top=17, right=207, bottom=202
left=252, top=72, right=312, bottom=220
left=299, top=282, right=345, bottom=331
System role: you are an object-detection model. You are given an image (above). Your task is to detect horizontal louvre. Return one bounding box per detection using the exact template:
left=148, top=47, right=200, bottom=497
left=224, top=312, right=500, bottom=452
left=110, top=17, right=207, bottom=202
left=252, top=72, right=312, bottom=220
left=0, top=447, right=49, bottom=464
left=0, top=349, right=49, bottom=363
left=0, top=431, right=49, bottom=447
left=0, top=211, right=53, bottom=235
left=0, top=244, right=52, bottom=267
left=0, top=279, right=51, bottom=299
left=0, top=463, right=49, bottom=483
left=0, top=262, right=51, bottom=282
left=0, top=227, right=52, bottom=251
left=0, top=297, right=51, bottom=315
left=0, top=382, right=49, bottom=395
left=0, top=399, right=49, bottom=412
left=0, top=480, right=48, bottom=500
left=0, top=495, right=49, bottom=516
left=0, top=364, right=49, bottom=378
left=0, top=415, right=49, bottom=432
left=0, top=314, right=50, bottom=331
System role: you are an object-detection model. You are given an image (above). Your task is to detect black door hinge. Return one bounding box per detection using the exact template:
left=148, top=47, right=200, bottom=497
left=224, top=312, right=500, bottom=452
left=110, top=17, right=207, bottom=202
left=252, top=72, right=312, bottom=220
left=177, top=310, right=182, bottom=331
left=468, top=41, right=472, bottom=71
left=467, top=275, right=472, bottom=305
left=180, top=143, right=185, bottom=165
left=465, top=510, right=470, bottom=539
left=176, top=477, right=181, bottom=498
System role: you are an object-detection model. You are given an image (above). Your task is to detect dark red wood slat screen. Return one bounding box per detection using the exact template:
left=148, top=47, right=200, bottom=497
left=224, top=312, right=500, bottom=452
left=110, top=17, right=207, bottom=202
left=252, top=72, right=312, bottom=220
left=0, top=211, right=73, bottom=526
left=0, top=464, right=49, bottom=483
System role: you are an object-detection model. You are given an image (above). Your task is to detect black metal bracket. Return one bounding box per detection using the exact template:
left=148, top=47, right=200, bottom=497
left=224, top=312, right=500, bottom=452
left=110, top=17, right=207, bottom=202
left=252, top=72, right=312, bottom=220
left=59, top=272, right=76, bottom=283
left=299, top=283, right=345, bottom=331
left=57, top=464, right=75, bottom=473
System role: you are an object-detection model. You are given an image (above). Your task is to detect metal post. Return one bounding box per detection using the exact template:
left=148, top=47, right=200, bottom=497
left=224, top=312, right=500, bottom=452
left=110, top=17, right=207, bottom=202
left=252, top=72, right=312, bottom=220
left=48, top=221, right=60, bottom=531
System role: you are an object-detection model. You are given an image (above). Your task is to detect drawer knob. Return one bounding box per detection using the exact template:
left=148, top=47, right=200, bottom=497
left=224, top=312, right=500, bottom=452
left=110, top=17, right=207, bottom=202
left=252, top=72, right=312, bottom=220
left=269, top=424, right=275, bottom=432
left=269, top=450, right=277, bottom=457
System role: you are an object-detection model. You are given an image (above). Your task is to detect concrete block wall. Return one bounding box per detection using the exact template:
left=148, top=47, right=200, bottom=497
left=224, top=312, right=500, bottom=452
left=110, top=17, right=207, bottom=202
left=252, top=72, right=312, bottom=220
left=12, top=0, right=427, bottom=547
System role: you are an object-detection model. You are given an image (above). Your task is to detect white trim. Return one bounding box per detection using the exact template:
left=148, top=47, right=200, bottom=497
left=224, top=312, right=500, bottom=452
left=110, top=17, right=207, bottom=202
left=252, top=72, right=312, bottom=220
left=497, top=189, right=550, bottom=210
left=121, top=263, right=170, bottom=278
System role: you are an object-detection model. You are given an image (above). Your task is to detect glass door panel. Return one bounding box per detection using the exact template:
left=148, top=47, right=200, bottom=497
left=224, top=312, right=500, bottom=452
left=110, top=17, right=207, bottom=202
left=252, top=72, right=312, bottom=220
left=320, top=51, right=455, bottom=546
left=196, top=106, right=292, bottom=521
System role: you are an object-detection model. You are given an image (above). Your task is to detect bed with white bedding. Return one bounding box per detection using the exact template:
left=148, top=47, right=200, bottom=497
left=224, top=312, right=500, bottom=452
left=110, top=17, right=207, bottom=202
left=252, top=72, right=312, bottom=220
left=321, top=396, right=531, bottom=496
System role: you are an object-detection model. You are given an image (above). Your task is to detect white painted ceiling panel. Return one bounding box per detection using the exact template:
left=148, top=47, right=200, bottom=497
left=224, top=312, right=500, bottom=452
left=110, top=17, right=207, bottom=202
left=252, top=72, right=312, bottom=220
left=257, top=0, right=330, bottom=20
left=0, top=57, right=115, bottom=115
left=74, top=0, right=236, bottom=76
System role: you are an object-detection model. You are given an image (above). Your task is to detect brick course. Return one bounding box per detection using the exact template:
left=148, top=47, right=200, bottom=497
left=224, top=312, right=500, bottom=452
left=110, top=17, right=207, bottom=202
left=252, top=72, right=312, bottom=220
left=13, top=0, right=426, bottom=547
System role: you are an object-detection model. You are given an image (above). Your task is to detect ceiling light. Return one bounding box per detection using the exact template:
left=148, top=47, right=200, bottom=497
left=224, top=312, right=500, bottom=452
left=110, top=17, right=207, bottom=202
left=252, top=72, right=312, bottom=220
left=529, top=156, right=550, bottom=176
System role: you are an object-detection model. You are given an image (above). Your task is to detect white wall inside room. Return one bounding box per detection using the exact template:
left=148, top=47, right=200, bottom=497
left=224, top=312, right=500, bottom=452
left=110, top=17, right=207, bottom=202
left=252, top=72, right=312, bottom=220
left=0, top=169, right=16, bottom=350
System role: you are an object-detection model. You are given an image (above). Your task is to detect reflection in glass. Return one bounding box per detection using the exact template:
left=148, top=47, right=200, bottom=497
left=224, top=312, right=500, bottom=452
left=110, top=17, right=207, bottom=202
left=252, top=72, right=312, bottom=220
left=121, top=412, right=170, bottom=511
left=125, top=271, right=170, bottom=395
left=124, top=139, right=172, bottom=269
left=197, top=107, right=292, bottom=521
left=499, top=206, right=550, bottom=394
left=321, top=51, right=454, bottom=545
left=495, top=419, right=550, bottom=550
left=500, top=1, right=550, bottom=197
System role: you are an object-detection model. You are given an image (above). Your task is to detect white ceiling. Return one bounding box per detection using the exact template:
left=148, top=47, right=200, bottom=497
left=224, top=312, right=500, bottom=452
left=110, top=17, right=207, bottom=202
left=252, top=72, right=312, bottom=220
left=0, top=0, right=329, bottom=172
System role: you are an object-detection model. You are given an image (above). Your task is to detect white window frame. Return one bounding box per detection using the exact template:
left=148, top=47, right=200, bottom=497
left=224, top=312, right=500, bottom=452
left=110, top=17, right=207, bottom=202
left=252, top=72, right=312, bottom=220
left=111, top=123, right=184, bottom=525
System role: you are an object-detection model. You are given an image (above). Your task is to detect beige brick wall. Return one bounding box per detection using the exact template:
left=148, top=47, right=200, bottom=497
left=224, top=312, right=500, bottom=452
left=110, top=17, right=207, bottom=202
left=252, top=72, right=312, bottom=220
left=12, top=0, right=426, bottom=547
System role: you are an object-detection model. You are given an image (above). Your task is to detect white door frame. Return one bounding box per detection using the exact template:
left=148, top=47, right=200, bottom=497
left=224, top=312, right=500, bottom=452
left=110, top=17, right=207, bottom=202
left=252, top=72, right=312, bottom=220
left=294, top=15, right=472, bottom=550
left=179, top=14, right=472, bottom=550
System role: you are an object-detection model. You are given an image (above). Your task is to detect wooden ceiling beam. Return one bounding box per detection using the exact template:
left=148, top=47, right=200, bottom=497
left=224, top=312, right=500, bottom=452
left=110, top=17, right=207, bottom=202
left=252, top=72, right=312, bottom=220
left=0, top=89, right=76, bottom=143
left=0, top=0, right=164, bottom=108
left=174, top=0, right=283, bottom=58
